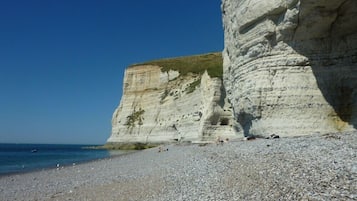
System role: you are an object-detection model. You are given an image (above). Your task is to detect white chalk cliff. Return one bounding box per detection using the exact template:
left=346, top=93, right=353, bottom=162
left=107, top=0, right=357, bottom=146
left=107, top=53, right=238, bottom=146
left=222, top=0, right=357, bottom=137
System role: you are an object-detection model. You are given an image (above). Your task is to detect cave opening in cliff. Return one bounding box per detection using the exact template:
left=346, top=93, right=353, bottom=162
left=220, top=118, right=229, bottom=125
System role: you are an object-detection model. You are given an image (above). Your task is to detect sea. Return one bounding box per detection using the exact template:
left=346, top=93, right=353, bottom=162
left=0, top=143, right=124, bottom=175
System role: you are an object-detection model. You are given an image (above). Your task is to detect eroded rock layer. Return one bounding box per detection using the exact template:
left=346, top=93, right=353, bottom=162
left=107, top=54, right=238, bottom=146
left=222, top=0, right=357, bottom=137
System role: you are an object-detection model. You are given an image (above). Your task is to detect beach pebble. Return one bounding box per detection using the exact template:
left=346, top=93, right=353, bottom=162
left=0, top=131, right=356, bottom=201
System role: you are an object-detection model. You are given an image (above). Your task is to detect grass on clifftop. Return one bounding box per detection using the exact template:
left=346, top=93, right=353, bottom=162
left=131, top=52, right=223, bottom=78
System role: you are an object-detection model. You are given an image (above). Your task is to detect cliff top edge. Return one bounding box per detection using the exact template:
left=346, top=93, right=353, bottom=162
left=129, top=52, right=223, bottom=78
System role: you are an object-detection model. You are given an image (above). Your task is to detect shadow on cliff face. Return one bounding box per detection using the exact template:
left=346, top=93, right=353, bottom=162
left=289, top=0, right=357, bottom=130
left=237, top=112, right=253, bottom=137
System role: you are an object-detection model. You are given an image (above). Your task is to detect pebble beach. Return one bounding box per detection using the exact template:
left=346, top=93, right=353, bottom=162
left=1, top=132, right=356, bottom=201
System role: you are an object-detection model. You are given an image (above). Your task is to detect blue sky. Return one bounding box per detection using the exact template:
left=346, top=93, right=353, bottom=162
left=0, top=0, right=224, bottom=144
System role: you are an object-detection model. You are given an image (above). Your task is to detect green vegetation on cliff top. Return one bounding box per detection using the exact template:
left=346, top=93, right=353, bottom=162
left=131, top=52, right=223, bottom=78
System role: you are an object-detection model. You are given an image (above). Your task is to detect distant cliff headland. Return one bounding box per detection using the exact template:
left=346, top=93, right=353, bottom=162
left=106, top=0, right=357, bottom=148
left=106, top=53, right=238, bottom=149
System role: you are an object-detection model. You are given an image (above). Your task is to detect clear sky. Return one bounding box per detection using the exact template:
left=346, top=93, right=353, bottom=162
left=0, top=0, right=224, bottom=144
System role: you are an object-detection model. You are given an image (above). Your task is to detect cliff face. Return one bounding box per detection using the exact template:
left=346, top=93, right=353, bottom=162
left=222, top=0, right=357, bottom=137
left=107, top=0, right=356, bottom=145
left=107, top=53, right=238, bottom=146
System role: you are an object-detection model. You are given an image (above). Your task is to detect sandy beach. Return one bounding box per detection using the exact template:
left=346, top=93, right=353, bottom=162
left=1, top=132, right=356, bottom=201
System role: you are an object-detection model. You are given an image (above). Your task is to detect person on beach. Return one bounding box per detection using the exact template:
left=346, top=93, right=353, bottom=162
left=216, top=136, right=224, bottom=145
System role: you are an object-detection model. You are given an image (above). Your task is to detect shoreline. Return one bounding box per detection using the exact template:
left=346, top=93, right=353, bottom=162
left=0, top=149, right=139, bottom=178
left=1, top=132, right=356, bottom=201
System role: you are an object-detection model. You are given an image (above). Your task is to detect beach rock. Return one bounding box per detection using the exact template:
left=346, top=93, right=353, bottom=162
left=107, top=53, right=239, bottom=146
left=222, top=0, right=357, bottom=137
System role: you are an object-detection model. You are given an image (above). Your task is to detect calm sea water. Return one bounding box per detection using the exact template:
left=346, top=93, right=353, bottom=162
left=0, top=143, right=118, bottom=175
